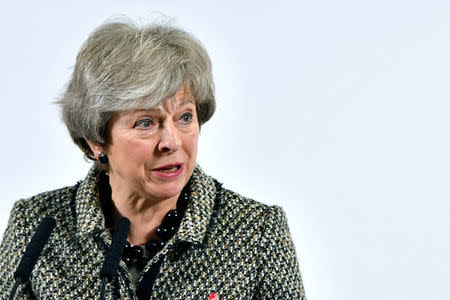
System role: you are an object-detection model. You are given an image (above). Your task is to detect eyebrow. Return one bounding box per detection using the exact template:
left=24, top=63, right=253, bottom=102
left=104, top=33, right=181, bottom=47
left=162, top=98, right=196, bottom=111
left=173, top=97, right=196, bottom=106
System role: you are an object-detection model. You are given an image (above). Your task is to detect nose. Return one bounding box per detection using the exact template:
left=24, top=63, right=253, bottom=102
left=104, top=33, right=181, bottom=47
left=157, top=122, right=181, bottom=153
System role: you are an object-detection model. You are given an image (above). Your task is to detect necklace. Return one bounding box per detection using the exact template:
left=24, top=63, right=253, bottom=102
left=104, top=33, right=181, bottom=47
left=98, top=171, right=190, bottom=271
left=120, top=185, right=190, bottom=271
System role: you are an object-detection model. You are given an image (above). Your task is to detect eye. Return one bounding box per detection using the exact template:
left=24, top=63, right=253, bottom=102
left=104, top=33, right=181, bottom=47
left=180, top=112, right=193, bottom=123
left=134, top=118, right=154, bottom=128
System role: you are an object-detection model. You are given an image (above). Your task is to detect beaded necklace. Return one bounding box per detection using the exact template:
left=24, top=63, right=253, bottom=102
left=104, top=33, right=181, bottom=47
left=98, top=171, right=190, bottom=272
left=122, top=188, right=189, bottom=270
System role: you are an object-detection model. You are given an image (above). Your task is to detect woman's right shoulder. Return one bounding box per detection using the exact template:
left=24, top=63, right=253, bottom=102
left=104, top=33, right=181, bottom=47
left=0, top=182, right=81, bottom=297
left=9, top=182, right=81, bottom=228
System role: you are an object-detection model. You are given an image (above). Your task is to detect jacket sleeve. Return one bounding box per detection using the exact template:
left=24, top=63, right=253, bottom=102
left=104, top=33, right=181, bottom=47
left=257, top=205, right=307, bottom=300
left=0, top=200, right=36, bottom=299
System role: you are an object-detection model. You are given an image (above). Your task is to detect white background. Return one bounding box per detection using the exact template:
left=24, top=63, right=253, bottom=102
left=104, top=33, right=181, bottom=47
left=1, top=1, right=449, bottom=299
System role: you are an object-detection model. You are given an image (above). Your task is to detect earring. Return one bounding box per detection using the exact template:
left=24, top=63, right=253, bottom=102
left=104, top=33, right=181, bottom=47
left=98, top=152, right=109, bottom=164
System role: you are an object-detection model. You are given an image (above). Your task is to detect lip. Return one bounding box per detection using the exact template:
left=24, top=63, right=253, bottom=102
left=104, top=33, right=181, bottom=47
left=152, top=163, right=184, bottom=178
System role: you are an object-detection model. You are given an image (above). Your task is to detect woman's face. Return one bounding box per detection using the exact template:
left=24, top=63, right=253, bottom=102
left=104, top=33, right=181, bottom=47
left=104, top=86, right=199, bottom=202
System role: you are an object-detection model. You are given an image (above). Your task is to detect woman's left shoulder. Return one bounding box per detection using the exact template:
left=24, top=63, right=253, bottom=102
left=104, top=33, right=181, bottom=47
left=192, top=166, right=290, bottom=229
left=216, top=185, right=290, bottom=229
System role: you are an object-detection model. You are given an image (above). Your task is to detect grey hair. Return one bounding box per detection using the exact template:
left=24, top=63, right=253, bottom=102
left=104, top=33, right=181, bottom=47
left=58, top=18, right=215, bottom=162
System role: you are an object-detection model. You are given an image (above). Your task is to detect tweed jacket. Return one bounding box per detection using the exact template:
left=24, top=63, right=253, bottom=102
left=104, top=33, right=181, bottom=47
left=0, top=165, right=306, bottom=299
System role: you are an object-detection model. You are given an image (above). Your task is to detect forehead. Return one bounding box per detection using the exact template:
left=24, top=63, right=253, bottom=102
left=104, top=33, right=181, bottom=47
left=161, top=89, right=195, bottom=110
left=148, top=90, right=196, bottom=114
left=140, top=84, right=195, bottom=110
left=112, top=87, right=196, bottom=121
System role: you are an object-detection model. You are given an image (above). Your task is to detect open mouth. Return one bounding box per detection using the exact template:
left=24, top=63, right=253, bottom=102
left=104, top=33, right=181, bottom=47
left=154, top=164, right=183, bottom=173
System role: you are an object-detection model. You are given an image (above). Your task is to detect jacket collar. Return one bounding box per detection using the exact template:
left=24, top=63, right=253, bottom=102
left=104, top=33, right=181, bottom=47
left=74, top=166, right=106, bottom=238
left=176, top=164, right=217, bottom=245
left=74, top=164, right=217, bottom=245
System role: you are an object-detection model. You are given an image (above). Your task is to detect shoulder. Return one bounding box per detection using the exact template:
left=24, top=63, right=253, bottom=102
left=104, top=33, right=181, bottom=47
left=12, top=184, right=79, bottom=216
left=219, top=184, right=286, bottom=217
left=214, top=187, right=305, bottom=298
left=192, top=164, right=288, bottom=229
left=216, top=184, right=289, bottom=235
left=7, top=183, right=80, bottom=234
left=0, top=183, right=80, bottom=294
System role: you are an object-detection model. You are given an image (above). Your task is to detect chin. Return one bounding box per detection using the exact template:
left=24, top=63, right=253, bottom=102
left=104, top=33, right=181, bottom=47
left=149, top=182, right=185, bottom=201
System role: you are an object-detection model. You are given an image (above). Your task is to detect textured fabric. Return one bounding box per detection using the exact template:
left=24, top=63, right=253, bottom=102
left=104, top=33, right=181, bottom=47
left=0, top=165, right=306, bottom=299
left=137, top=257, right=163, bottom=299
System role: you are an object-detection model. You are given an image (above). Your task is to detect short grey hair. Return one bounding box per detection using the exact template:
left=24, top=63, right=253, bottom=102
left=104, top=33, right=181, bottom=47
left=58, top=19, right=215, bottom=162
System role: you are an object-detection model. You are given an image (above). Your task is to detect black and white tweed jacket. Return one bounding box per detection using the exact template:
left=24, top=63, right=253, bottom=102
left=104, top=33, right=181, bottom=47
left=0, top=165, right=306, bottom=299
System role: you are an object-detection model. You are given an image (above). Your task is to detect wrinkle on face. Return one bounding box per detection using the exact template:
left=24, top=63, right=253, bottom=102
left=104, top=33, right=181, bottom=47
left=104, top=84, right=199, bottom=206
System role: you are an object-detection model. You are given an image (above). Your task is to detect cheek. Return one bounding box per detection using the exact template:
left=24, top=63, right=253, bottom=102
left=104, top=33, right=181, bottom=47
left=110, top=132, right=155, bottom=162
left=184, top=131, right=199, bottom=158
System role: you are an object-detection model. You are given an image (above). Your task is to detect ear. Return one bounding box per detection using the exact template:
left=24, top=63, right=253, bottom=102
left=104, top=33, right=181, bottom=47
left=86, top=140, right=104, bottom=160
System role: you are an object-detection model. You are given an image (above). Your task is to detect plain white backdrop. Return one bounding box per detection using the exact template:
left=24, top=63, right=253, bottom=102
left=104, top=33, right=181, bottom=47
left=1, top=1, right=449, bottom=299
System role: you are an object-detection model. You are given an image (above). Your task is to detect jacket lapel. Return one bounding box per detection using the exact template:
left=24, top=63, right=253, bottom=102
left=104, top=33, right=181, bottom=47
left=176, top=165, right=217, bottom=245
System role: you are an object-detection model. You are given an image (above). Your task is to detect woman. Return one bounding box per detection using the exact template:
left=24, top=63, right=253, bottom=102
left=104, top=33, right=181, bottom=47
left=0, top=19, right=306, bottom=299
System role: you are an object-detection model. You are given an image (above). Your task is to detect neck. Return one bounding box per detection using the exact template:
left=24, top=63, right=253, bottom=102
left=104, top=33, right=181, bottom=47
left=105, top=173, right=180, bottom=246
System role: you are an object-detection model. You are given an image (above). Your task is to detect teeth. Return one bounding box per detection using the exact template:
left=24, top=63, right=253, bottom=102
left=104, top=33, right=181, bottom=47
left=160, top=166, right=178, bottom=172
